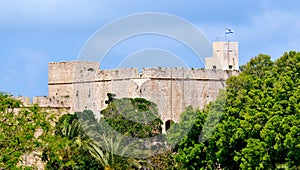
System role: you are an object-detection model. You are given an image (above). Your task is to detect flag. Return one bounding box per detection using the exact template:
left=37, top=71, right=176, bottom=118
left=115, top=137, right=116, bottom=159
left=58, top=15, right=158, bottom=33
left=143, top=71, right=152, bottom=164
left=225, top=28, right=234, bottom=34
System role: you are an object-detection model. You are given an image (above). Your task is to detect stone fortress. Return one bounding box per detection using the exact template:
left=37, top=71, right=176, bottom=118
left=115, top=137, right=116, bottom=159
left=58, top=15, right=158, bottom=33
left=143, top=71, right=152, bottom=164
left=17, top=41, right=239, bottom=131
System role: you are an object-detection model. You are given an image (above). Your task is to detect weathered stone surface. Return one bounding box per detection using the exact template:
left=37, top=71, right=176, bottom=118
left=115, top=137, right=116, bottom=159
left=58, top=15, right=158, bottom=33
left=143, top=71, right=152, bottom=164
left=18, top=41, right=239, bottom=132
left=205, top=41, right=239, bottom=70
left=47, top=62, right=238, bottom=129
left=11, top=41, right=240, bottom=169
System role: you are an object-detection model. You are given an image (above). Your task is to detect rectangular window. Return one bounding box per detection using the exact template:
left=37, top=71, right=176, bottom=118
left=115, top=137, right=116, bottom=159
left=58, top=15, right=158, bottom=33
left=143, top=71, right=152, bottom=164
left=229, top=65, right=233, bottom=69
left=213, top=65, right=217, bottom=69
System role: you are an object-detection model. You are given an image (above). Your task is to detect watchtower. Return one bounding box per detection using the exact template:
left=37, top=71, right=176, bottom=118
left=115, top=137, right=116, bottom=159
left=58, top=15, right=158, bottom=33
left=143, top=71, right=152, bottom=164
left=205, top=41, right=239, bottom=70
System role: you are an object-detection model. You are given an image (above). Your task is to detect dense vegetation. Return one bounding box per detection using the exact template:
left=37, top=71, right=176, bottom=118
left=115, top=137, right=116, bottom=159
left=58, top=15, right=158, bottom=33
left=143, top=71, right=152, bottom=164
left=0, top=93, right=53, bottom=169
left=0, top=51, right=299, bottom=169
left=101, top=96, right=163, bottom=138
left=175, top=52, right=300, bottom=169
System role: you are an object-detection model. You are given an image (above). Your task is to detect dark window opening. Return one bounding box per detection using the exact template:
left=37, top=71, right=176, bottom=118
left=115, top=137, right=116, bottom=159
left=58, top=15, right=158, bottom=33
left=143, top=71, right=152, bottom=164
left=87, top=68, right=94, bottom=72
left=165, top=120, right=174, bottom=131
left=229, top=65, right=233, bottom=69
left=213, top=65, right=217, bottom=69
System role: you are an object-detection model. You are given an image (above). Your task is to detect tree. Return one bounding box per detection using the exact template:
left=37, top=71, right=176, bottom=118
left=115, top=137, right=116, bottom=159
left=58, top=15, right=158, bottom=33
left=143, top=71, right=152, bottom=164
left=0, top=93, right=52, bottom=169
left=174, top=52, right=300, bottom=169
left=173, top=91, right=225, bottom=169
left=42, top=111, right=102, bottom=169
left=86, top=134, right=152, bottom=170
left=84, top=96, right=166, bottom=169
left=101, top=96, right=163, bottom=138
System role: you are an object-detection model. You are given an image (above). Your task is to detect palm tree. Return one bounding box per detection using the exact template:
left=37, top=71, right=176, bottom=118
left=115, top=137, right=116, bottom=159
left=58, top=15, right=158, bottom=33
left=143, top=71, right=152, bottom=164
left=43, top=114, right=101, bottom=169
left=86, top=134, right=153, bottom=170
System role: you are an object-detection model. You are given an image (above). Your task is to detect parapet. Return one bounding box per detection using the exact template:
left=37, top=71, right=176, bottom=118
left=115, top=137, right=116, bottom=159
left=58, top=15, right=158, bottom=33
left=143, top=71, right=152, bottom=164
left=48, top=61, right=100, bottom=84
left=32, top=96, right=71, bottom=109
left=141, top=67, right=237, bottom=80
left=95, top=68, right=140, bottom=80
left=12, top=95, right=71, bottom=109
left=14, top=96, right=31, bottom=107
left=48, top=61, right=239, bottom=84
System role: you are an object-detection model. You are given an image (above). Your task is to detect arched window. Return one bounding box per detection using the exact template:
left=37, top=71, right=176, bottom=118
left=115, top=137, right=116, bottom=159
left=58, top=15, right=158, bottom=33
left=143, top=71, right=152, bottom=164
left=165, top=120, right=174, bottom=131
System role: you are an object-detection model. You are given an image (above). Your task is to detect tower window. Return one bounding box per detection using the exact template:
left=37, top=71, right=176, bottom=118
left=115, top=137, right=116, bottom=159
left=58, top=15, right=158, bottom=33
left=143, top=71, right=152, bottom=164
left=213, top=65, right=217, bottom=69
left=229, top=65, right=233, bottom=69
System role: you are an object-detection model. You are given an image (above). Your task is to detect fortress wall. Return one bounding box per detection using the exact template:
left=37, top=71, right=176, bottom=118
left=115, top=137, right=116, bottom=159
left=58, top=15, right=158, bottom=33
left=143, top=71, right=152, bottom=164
left=47, top=61, right=239, bottom=126
left=48, top=61, right=99, bottom=84
left=140, top=79, right=175, bottom=122
left=139, top=78, right=226, bottom=123
left=48, top=84, right=73, bottom=98
left=140, top=67, right=236, bottom=80
left=72, top=82, right=98, bottom=113
left=42, top=41, right=240, bottom=131
left=14, top=96, right=31, bottom=107
left=96, top=68, right=139, bottom=80
left=32, top=96, right=71, bottom=108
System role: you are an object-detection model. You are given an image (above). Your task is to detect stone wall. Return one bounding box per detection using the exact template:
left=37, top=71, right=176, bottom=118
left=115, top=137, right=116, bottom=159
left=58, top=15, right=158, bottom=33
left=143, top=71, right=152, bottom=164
left=10, top=41, right=240, bottom=169
left=47, top=61, right=238, bottom=130
left=14, top=96, right=31, bottom=107
left=43, top=41, right=240, bottom=131
left=205, top=41, right=239, bottom=70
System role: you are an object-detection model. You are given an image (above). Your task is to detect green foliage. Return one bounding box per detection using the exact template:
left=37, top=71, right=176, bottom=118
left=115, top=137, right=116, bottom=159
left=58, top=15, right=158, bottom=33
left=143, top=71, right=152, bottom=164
left=174, top=91, right=226, bottom=169
left=148, top=150, right=176, bottom=170
left=86, top=134, right=153, bottom=170
left=101, top=97, right=163, bottom=138
left=175, top=52, right=300, bottom=169
left=51, top=97, right=164, bottom=169
left=2, top=51, right=299, bottom=169
left=42, top=111, right=102, bottom=169
left=105, top=93, right=116, bottom=105
left=0, top=93, right=52, bottom=169
left=167, top=106, right=203, bottom=147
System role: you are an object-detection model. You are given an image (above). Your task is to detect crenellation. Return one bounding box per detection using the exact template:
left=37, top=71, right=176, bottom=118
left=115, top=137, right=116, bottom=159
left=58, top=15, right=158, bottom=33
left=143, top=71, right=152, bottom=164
left=49, top=61, right=100, bottom=84
left=46, top=67, right=238, bottom=131
left=14, top=96, right=31, bottom=107
left=33, top=96, right=71, bottom=109
left=96, top=68, right=139, bottom=80
left=14, top=41, right=240, bottom=132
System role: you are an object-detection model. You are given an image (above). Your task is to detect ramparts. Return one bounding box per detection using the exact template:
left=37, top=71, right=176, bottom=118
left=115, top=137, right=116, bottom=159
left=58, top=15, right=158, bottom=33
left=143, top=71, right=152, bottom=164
left=46, top=61, right=238, bottom=131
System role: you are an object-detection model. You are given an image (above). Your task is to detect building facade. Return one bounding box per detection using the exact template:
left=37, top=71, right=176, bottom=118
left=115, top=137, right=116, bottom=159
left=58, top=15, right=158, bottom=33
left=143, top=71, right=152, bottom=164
left=18, top=41, right=239, bottom=131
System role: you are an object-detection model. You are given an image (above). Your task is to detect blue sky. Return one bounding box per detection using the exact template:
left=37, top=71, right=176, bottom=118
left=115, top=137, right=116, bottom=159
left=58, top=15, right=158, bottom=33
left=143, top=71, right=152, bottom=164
left=1, top=0, right=300, bottom=97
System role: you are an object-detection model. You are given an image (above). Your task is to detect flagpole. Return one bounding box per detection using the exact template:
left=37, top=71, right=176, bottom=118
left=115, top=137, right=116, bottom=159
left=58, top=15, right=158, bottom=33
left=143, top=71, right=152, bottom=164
left=225, top=28, right=228, bottom=41
left=228, top=40, right=230, bottom=69
left=225, top=28, right=233, bottom=70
